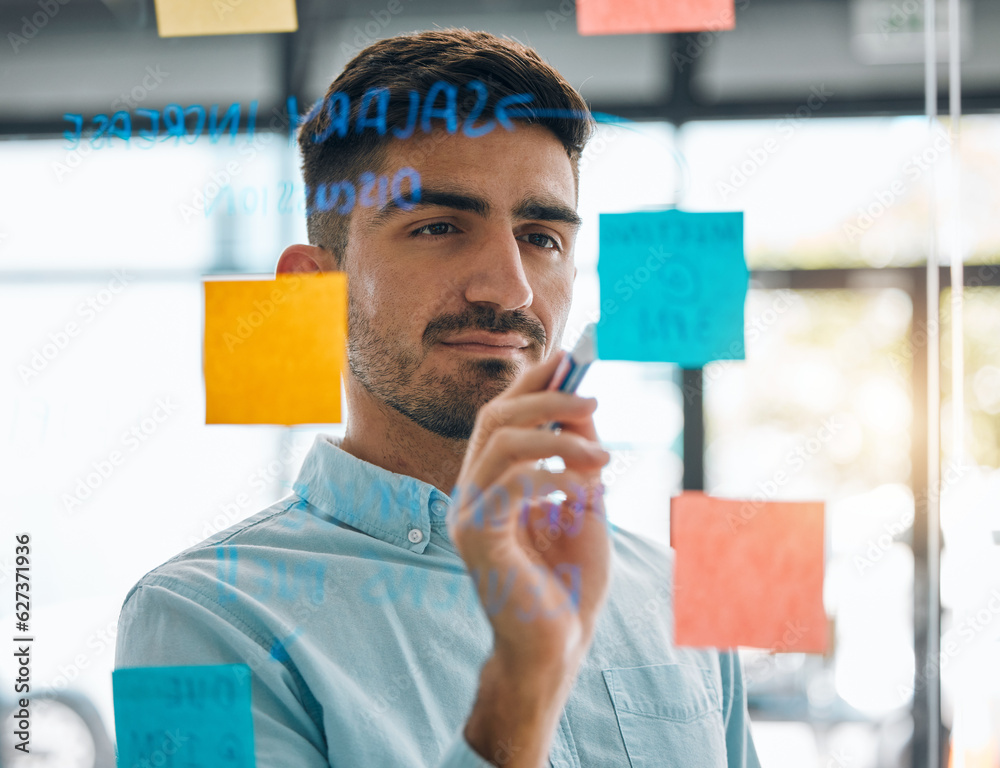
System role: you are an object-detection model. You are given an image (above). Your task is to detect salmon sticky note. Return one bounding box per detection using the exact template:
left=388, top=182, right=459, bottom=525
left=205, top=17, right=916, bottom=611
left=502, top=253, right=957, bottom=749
left=203, top=273, right=346, bottom=425
left=670, top=491, right=827, bottom=652
left=154, top=0, right=297, bottom=37
left=577, top=0, right=735, bottom=35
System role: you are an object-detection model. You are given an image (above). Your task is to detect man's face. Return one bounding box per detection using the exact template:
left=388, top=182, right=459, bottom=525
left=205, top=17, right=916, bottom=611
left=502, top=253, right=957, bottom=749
left=341, top=123, right=580, bottom=441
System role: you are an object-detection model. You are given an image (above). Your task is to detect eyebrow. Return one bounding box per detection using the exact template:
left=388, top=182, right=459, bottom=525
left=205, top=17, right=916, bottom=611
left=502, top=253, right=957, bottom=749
left=513, top=198, right=583, bottom=232
left=366, top=187, right=582, bottom=232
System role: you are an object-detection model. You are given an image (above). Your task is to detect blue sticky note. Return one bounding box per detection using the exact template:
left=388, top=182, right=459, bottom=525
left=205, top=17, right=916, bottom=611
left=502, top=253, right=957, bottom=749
left=112, top=664, right=254, bottom=768
left=597, top=210, right=747, bottom=368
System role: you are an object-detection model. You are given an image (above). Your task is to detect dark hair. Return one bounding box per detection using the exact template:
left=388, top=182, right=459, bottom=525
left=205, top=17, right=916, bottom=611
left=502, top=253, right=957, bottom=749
left=297, top=28, right=595, bottom=268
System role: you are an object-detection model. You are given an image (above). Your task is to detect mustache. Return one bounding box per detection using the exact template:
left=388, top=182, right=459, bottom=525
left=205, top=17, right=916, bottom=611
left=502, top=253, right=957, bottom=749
left=423, top=306, right=547, bottom=348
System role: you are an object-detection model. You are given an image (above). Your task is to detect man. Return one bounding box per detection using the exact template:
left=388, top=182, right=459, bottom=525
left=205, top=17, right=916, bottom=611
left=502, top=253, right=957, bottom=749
left=116, top=28, right=761, bottom=768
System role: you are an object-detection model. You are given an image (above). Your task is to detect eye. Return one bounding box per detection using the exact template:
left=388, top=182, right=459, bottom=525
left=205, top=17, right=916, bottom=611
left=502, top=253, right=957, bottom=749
left=411, top=222, right=458, bottom=237
left=519, top=232, right=560, bottom=250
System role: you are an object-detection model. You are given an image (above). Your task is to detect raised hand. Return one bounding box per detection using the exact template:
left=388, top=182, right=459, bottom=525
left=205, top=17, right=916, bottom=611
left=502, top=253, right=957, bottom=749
left=448, top=350, right=612, bottom=767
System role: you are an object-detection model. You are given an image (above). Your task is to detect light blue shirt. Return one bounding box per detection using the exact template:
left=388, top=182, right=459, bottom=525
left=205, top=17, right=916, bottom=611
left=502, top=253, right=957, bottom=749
left=116, top=434, right=760, bottom=767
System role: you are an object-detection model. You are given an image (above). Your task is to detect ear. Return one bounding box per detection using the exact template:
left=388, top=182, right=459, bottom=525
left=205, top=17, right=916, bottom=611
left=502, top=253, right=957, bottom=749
left=275, top=244, right=339, bottom=275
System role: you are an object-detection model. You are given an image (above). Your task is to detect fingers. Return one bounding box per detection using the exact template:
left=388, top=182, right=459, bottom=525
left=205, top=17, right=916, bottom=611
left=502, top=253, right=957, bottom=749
left=475, top=391, right=598, bottom=434
left=465, top=350, right=603, bottom=464
left=549, top=404, right=600, bottom=444
left=473, top=427, right=609, bottom=492
left=449, top=466, right=607, bottom=548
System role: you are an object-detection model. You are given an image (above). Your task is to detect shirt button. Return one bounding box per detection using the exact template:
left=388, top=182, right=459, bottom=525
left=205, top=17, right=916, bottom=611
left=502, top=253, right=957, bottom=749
left=431, top=499, right=448, bottom=516
left=407, top=528, right=424, bottom=544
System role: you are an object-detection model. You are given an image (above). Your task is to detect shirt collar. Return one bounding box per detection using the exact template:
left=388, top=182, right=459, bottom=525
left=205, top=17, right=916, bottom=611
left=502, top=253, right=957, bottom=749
left=291, top=434, right=455, bottom=554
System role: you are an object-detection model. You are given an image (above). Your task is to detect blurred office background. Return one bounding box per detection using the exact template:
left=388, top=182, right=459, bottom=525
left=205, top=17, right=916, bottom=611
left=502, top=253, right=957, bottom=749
left=1, top=0, right=999, bottom=765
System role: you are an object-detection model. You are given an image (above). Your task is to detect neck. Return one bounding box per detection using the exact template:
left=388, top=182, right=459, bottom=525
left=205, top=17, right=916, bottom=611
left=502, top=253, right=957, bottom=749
left=338, top=375, right=469, bottom=497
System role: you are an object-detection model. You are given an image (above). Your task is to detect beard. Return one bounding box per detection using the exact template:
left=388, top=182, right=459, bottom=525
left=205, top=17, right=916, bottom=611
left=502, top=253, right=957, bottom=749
left=346, top=298, right=545, bottom=440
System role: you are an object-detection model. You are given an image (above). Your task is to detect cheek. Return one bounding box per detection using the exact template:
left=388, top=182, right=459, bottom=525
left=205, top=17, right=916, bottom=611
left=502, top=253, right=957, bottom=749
left=352, top=254, right=409, bottom=311
left=529, top=265, right=574, bottom=343
left=532, top=264, right=574, bottom=311
left=346, top=259, right=378, bottom=309
left=360, top=262, right=438, bottom=334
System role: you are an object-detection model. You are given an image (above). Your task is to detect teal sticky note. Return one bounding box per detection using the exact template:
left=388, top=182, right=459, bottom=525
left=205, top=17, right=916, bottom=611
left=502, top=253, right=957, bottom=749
left=597, top=210, right=747, bottom=367
left=112, top=664, right=254, bottom=768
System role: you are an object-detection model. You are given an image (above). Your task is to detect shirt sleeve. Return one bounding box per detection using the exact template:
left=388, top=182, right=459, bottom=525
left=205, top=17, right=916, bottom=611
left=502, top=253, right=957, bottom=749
left=117, top=580, right=500, bottom=768
left=718, top=650, right=762, bottom=768
left=115, top=581, right=331, bottom=768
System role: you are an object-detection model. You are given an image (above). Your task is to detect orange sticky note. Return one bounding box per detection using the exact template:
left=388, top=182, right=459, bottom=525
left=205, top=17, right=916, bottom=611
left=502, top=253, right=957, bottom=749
left=154, top=0, right=297, bottom=37
left=203, top=273, right=346, bottom=425
left=577, top=0, right=734, bottom=35
left=670, top=491, right=827, bottom=653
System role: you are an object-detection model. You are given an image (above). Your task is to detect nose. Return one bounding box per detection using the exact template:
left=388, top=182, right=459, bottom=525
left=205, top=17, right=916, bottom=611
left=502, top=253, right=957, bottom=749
left=462, top=229, right=533, bottom=311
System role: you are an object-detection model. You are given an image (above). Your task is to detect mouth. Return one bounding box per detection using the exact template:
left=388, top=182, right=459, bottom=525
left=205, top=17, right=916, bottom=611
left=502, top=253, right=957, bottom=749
left=438, top=331, right=532, bottom=360
left=439, top=341, right=527, bottom=357
left=439, top=331, right=531, bottom=350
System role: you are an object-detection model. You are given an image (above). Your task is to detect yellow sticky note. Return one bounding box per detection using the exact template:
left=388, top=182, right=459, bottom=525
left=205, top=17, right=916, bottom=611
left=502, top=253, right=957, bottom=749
left=203, top=273, right=346, bottom=425
left=154, top=0, right=297, bottom=37
left=577, top=0, right=734, bottom=35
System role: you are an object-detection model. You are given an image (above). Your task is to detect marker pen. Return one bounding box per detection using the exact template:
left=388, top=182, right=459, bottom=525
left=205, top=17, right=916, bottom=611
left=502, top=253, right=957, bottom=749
left=542, top=322, right=597, bottom=431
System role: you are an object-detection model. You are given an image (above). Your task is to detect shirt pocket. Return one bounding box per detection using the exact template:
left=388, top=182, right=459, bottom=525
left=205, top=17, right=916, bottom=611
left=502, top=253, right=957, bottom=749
left=602, top=663, right=729, bottom=768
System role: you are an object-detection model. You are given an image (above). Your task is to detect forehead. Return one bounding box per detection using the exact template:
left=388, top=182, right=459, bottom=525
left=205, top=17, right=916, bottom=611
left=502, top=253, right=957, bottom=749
left=378, top=123, right=577, bottom=208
